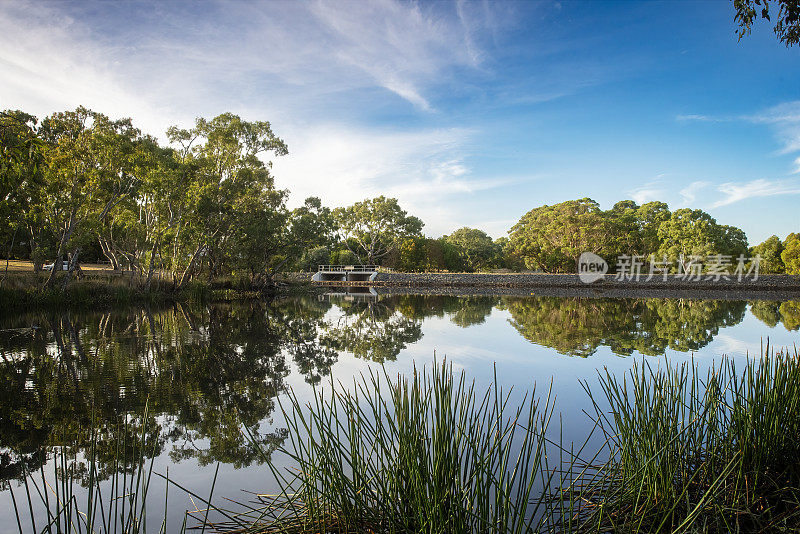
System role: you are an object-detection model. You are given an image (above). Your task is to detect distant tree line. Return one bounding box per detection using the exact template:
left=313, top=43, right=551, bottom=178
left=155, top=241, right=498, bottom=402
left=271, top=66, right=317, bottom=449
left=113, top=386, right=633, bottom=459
left=2, top=107, right=798, bottom=284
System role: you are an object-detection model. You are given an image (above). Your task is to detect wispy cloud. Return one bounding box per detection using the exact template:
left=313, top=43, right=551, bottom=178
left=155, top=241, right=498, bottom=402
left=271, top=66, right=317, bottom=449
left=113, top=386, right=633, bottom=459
left=629, top=187, right=665, bottom=205
left=0, top=0, right=516, bottom=236
left=627, top=176, right=667, bottom=205
left=675, top=114, right=728, bottom=123
left=271, top=124, right=511, bottom=236
left=678, top=101, right=800, bottom=171
left=709, top=178, right=800, bottom=209
left=679, top=180, right=710, bottom=205
left=0, top=0, right=501, bottom=124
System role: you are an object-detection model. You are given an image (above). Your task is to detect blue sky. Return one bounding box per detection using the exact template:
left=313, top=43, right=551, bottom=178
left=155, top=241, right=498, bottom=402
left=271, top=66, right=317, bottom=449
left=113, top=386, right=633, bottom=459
left=1, top=0, right=798, bottom=243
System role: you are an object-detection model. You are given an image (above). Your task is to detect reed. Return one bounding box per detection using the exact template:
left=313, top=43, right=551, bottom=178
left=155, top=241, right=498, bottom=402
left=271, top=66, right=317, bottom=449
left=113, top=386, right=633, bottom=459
left=4, top=407, right=218, bottom=534
left=8, top=346, right=800, bottom=533
left=218, top=361, right=562, bottom=533
left=570, top=344, right=800, bottom=533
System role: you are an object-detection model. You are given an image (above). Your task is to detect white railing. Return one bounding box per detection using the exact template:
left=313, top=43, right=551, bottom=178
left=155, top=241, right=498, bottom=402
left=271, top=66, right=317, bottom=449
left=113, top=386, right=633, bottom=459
left=318, top=264, right=378, bottom=272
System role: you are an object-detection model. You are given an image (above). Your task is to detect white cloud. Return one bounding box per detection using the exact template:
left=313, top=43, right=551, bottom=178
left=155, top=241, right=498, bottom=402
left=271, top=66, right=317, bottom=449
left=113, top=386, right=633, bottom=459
left=0, top=0, right=494, bottom=122
left=0, top=0, right=517, bottom=236
left=681, top=102, right=800, bottom=172
left=746, top=101, right=800, bottom=156
left=271, top=124, right=511, bottom=236
left=713, top=334, right=759, bottom=357
left=0, top=2, right=178, bottom=137
left=679, top=180, right=709, bottom=205
left=709, top=178, right=800, bottom=209
left=628, top=187, right=664, bottom=205
left=675, top=114, right=726, bottom=122
left=627, top=176, right=667, bottom=205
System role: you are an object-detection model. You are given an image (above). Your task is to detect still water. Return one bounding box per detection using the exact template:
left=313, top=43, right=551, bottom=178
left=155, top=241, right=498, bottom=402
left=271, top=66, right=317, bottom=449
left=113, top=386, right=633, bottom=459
left=0, top=292, right=798, bottom=528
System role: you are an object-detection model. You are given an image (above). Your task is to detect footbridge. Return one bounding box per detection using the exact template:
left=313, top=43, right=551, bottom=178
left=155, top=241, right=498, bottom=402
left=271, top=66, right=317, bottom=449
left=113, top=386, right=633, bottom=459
left=312, top=265, right=379, bottom=283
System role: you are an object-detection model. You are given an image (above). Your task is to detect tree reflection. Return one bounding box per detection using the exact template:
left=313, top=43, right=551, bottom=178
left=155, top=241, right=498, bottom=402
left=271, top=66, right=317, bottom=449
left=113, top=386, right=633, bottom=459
left=0, top=300, right=315, bottom=484
left=749, top=300, right=800, bottom=331
left=501, top=297, right=747, bottom=357
left=319, top=298, right=422, bottom=362
left=0, top=293, right=793, bottom=486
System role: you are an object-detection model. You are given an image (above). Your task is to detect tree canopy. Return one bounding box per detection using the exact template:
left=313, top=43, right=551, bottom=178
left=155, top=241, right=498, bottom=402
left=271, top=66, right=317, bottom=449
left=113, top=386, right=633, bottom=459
left=333, top=196, right=423, bottom=265
left=734, top=0, right=800, bottom=46
left=506, top=198, right=754, bottom=274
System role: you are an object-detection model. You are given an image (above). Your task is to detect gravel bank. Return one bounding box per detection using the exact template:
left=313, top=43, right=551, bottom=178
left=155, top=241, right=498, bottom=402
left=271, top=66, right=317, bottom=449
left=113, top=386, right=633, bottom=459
left=371, top=272, right=800, bottom=290
left=310, top=272, right=800, bottom=300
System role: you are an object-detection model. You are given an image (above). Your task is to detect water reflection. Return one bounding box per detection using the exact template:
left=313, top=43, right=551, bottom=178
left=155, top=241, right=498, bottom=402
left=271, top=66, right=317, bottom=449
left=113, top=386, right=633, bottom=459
left=501, top=297, right=748, bottom=357
left=749, top=300, right=800, bottom=331
left=0, top=293, right=797, bottom=487
left=0, top=299, right=330, bottom=485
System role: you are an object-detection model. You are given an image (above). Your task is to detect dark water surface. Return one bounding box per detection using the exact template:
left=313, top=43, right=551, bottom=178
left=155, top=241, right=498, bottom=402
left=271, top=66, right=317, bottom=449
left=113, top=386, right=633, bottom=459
left=0, top=293, right=798, bottom=528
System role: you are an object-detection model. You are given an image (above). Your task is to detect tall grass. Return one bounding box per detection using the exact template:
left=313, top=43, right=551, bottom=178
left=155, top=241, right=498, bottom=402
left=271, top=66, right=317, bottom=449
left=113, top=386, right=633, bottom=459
left=4, top=407, right=226, bottom=534
left=571, top=344, right=800, bottom=533
left=7, top=347, right=800, bottom=533
left=223, top=362, right=563, bottom=533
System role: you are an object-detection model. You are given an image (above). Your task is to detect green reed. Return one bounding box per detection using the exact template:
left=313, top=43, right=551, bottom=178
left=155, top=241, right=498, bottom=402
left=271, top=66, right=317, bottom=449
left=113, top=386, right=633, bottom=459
left=571, top=344, right=800, bottom=533
left=4, top=405, right=224, bottom=534
left=8, top=345, right=800, bottom=533
left=224, top=361, right=563, bottom=533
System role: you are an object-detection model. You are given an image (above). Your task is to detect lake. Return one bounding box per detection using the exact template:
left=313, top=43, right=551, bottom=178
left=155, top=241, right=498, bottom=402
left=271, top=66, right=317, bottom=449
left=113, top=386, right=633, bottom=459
left=0, top=292, right=798, bottom=529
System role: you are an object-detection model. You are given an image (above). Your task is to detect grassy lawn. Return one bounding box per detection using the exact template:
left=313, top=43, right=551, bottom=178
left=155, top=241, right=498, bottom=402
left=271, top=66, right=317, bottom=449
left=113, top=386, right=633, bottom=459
left=1, top=259, right=115, bottom=273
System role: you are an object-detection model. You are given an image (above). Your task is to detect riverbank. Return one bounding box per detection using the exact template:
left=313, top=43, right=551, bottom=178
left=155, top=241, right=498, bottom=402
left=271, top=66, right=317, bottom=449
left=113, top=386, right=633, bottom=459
left=0, top=271, right=313, bottom=311
left=312, top=271, right=800, bottom=293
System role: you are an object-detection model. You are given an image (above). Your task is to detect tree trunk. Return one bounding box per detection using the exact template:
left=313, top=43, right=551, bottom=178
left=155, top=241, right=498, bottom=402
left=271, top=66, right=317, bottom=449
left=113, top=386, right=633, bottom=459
left=177, top=243, right=204, bottom=289
left=144, top=241, right=158, bottom=290
left=44, top=213, right=76, bottom=288
left=61, top=249, right=81, bottom=290
left=99, top=236, right=120, bottom=270
left=2, top=224, right=19, bottom=286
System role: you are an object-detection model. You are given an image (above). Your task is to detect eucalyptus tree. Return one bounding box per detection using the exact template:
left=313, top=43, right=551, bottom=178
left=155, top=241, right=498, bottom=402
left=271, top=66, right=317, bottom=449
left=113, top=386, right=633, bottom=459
left=444, top=227, right=499, bottom=272
left=283, top=196, right=337, bottom=273
left=38, top=107, right=142, bottom=287
left=0, top=110, right=46, bottom=276
left=734, top=0, right=800, bottom=46
left=508, top=198, right=613, bottom=272
left=165, top=112, right=288, bottom=287
left=750, top=235, right=786, bottom=274
left=605, top=200, right=671, bottom=258
left=656, top=208, right=748, bottom=269
left=334, top=196, right=423, bottom=265
left=782, top=232, right=800, bottom=274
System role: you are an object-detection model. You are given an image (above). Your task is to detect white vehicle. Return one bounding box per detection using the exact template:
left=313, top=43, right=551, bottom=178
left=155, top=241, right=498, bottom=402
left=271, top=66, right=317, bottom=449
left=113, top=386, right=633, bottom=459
left=43, top=261, right=70, bottom=271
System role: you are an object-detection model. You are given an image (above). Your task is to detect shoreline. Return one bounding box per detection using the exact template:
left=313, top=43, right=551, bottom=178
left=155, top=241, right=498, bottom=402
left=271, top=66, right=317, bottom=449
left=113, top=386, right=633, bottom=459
left=312, top=271, right=800, bottom=290
left=311, top=272, right=800, bottom=301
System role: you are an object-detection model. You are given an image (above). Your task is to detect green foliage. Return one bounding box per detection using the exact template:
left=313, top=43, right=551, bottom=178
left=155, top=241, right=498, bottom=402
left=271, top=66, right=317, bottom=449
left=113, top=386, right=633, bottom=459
left=509, top=198, right=612, bottom=272
left=781, top=232, right=800, bottom=274
left=444, top=227, right=500, bottom=272
left=383, top=236, right=465, bottom=272
left=0, top=107, right=340, bottom=289
left=734, top=0, right=800, bottom=46
left=578, top=349, right=800, bottom=532
left=505, top=199, right=755, bottom=274
left=656, top=208, right=748, bottom=266
left=333, top=196, right=423, bottom=264
left=751, top=235, right=785, bottom=273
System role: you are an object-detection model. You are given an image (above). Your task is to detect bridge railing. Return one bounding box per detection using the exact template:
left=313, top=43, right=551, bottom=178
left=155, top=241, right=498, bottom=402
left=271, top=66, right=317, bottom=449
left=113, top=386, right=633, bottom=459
left=318, top=264, right=378, bottom=273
